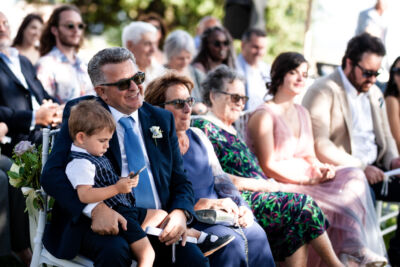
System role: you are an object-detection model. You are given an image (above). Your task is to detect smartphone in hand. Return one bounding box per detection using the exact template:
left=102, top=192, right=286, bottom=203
left=129, top=166, right=146, bottom=179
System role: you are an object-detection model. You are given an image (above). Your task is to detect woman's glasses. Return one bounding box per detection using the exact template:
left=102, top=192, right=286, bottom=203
left=392, top=67, right=400, bottom=76
left=356, top=63, right=380, bottom=78
left=162, top=97, right=195, bottom=109
left=212, top=40, right=229, bottom=48
left=99, top=72, right=145, bottom=91
left=218, top=91, right=249, bottom=104
left=60, top=23, right=86, bottom=31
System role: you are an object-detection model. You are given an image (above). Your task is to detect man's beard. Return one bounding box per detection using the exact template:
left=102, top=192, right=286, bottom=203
left=0, top=39, right=10, bottom=51
left=348, top=66, right=371, bottom=93
left=58, top=33, right=81, bottom=49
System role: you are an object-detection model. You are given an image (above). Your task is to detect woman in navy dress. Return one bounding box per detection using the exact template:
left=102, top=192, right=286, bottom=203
left=145, top=71, right=275, bottom=267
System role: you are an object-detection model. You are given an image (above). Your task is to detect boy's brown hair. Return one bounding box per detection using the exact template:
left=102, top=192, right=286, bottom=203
left=68, top=99, right=116, bottom=140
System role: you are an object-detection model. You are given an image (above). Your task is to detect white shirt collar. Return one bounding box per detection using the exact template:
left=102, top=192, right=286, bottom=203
left=71, top=143, right=89, bottom=154
left=109, top=105, right=139, bottom=123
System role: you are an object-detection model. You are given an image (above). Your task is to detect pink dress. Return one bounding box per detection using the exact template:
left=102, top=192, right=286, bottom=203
left=247, top=103, right=386, bottom=266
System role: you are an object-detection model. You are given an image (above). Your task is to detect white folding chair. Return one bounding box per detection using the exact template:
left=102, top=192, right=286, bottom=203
left=30, top=128, right=94, bottom=267
left=375, top=200, right=399, bottom=237
left=31, top=128, right=137, bottom=267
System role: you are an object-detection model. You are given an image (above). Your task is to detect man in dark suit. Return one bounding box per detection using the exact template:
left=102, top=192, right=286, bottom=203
left=0, top=11, right=60, bottom=265
left=41, top=47, right=209, bottom=267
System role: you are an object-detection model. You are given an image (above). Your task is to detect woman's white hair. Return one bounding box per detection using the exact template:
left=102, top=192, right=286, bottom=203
left=164, top=30, right=196, bottom=61
left=121, top=21, right=157, bottom=47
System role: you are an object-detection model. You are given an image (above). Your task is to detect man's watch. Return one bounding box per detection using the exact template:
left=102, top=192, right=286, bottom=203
left=183, top=209, right=193, bottom=225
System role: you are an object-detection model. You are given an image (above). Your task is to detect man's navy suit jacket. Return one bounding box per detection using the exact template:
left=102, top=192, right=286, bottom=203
left=40, top=96, right=196, bottom=259
left=0, top=55, right=55, bottom=156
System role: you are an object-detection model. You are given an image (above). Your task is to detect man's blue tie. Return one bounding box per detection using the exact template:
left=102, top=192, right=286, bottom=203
left=119, top=117, right=156, bottom=209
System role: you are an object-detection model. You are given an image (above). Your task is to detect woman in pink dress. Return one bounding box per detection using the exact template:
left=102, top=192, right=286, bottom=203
left=247, top=52, right=387, bottom=266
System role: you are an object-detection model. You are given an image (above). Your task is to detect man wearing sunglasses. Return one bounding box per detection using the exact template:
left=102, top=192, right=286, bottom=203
left=41, top=47, right=209, bottom=267
left=303, top=33, right=400, bottom=265
left=36, top=5, right=94, bottom=104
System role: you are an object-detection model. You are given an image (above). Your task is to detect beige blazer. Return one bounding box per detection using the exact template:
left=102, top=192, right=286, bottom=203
left=302, top=68, right=398, bottom=170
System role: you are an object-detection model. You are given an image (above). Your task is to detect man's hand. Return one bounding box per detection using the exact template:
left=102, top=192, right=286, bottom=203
left=0, top=122, right=8, bottom=140
left=35, top=100, right=59, bottom=126
left=237, top=206, right=254, bottom=228
left=91, top=202, right=127, bottom=235
left=364, top=165, right=384, bottom=184
left=159, top=209, right=188, bottom=246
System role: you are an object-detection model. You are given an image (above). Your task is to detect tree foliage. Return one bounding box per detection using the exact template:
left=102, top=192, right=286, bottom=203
left=26, top=0, right=308, bottom=60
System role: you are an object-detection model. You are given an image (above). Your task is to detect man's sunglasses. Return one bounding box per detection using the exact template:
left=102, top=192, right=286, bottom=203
left=60, top=23, right=86, bottom=30
left=162, top=97, right=195, bottom=109
left=99, top=72, right=145, bottom=91
left=392, top=67, right=400, bottom=75
left=356, top=63, right=380, bottom=78
left=218, top=91, right=249, bottom=104
left=212, top=40, right=229, bottom=48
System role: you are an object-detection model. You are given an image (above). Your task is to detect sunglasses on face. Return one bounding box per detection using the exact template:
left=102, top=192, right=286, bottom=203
left=392, top=67, right=400, bottom=75
left=99, top=72, right=145, bottom=91
left=162, top=97, right=195, bottom=109
left=211, top=40, right=229, bottom=48
left=60, top=23, right=86, bottom=30
left=356, top=63, right=380, bottom=78
left=218, top=91, right=249, bottom=104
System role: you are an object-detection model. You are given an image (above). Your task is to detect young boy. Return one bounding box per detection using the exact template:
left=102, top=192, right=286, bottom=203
left=66, top=100, right=234, bottom=266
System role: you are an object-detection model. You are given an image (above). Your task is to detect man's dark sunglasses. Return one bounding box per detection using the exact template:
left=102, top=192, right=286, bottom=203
left=392, top=67, right=400, bottom=75
left=61, top=23, right=86, bottom=30
left=218, top=91, right=249, bottom=104
left=356, top=63, right=380, bottom=78
left=212, top=40, right=229, bottom=48
left=162, top=97, right=195, bottom=109
left=100, top=72, right=145, bottom=91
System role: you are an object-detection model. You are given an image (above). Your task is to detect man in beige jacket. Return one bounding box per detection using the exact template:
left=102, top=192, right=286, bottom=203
left=303, top=33, right=400, bottom=265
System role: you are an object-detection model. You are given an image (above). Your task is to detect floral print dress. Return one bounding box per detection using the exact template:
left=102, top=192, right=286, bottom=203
left=192, top=117, right=329, bottom=261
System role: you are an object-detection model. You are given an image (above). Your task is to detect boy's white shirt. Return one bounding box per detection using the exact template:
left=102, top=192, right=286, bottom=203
left=66, top=143, right=101, bottom=216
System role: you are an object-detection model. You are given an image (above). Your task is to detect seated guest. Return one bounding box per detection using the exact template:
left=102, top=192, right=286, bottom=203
left=236, top=28, right=270, bottom=111
left=12, top=13, right=43, bottom=65
left=385, top=56, right=400, bottom=152
left=122, top=21, right=165, bottom=89
left=194, top=16, right=222, bottom=50
left=164, top=30, right=207, bottom=114
left=144, top=71, right=275, bottom=267
left=0, top=11, right=61, bottom=264
left=40, top=47, right=209, bottom=267
left=247, top=52, right=387, bottom=266
left=138, top=12, right=168, bottom=65
left=192, top=65, right=344, bottom=267
left=302, top=33, right=400, bottom=265
left=36, top=5, right=94, bottom=104
left=192, top=26, right=236, bottom=74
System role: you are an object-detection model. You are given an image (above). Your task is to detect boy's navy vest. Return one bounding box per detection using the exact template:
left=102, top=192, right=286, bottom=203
left=69, top=151, right=135, bottom=208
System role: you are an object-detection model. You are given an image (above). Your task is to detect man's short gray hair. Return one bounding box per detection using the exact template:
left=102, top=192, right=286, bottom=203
left=122, top=21, right=157, bottom=48
left=88, top=47, right=136, bottom=86
left=202, top=65, right=245, bottom=107
left=164, top=30, right=196, bottom=61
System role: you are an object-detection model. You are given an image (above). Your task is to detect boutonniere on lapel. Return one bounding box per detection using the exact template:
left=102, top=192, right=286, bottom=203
left=379, top=97, right=384, bottom=108
left=149, top=126, right=163, bottom=146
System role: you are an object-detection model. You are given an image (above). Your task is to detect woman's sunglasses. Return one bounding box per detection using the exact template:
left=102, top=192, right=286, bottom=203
left=392, top=67, right=400, bottom=76
left=60, top=23, right=86, bottom=30
left=211, top=40, right=229, bottom=48
left=99, top=72, right=145, bottom=91
left=162, top=97, right=195, bottom=109
left=218, top=91, right=249, bottom=104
